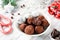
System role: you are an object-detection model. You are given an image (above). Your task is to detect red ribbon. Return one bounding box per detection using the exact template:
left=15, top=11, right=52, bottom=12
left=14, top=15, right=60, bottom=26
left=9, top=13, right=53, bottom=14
left=48, top=0, right=60, bottom=19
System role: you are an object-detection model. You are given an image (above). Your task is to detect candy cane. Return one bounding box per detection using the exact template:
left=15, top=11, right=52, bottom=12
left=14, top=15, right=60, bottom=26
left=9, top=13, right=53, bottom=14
left=0, top=14, right=13, bottom=34
left=0, top=24, right=13, bottom=34
left=0, top=14, right=12, bottom=26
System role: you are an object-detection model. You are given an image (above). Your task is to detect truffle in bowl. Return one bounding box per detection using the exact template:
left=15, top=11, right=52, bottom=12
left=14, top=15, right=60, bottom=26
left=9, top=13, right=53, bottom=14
left=17, top=12, right=52, bottom=37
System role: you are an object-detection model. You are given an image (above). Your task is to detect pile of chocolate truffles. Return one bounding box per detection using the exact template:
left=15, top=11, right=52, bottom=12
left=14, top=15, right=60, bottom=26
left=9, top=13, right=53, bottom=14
left=19, top=15, right=49, bottom=35
left=51, top=29, right=60, bottom=40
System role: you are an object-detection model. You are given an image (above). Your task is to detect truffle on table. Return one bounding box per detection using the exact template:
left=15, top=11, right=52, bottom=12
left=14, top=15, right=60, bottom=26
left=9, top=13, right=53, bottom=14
left=19, top=23, right=27, bottom=31
left=51, top=29, right=60, bottom=39
left=35, top=26, right=44, bottom=34
left=24, top=25, right=34, bottom=35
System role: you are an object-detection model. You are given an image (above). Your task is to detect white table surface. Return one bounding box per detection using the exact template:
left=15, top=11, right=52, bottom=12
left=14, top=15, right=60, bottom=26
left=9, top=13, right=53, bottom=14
left=0, top=0, right=60, bottom=40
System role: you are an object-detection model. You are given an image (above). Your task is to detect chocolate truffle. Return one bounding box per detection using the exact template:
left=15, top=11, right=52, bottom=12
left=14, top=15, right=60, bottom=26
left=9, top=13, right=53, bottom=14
left=19, top=23, right=27, bottom=31
left=35, top=26, right=44, bottom=34
left=51, top=29, right=60, bottom=39
left=33, top=18, right=42, bottom=25
left=18, top=15, right=50, bottom=35
left=38, top=15, right=44, bottom=20
left=42, top=19, right=49, bottom=27
left=27, top=17, right=33, bottom=24
left=24, top=25, right=34, bottom=35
